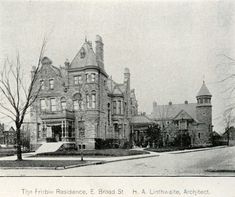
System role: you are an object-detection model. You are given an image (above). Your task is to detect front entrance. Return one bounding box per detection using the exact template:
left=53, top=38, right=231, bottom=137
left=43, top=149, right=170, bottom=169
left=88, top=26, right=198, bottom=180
left=52, top=125, right=62, bottom=142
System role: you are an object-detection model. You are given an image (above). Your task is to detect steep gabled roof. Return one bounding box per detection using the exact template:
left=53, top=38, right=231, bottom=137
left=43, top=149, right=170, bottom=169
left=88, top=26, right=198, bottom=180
left=107, top=78, right=125, bottom=95
left=197, top=81, right=212, bottom=97
left=131, top=115, right=154, bottom=125
left=174, top=109, right=194, bottom=120
left=70, top=41, right=98, bottom=68
left=151, top=103, right=198, bottom=122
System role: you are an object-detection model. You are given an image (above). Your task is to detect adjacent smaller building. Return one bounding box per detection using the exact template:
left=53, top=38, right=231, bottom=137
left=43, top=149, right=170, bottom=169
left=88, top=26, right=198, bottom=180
left=130, top=114, right=155, bottom=146
left=150, top=81, right=213, bottom=147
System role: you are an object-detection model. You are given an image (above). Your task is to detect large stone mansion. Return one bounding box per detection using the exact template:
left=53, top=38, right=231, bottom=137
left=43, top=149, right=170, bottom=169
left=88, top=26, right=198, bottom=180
left=29, top=35, right=138, bottom=150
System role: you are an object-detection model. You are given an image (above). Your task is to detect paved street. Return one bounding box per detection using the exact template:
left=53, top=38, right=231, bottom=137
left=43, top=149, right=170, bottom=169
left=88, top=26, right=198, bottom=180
left=0, top=146, right=235, bottom=176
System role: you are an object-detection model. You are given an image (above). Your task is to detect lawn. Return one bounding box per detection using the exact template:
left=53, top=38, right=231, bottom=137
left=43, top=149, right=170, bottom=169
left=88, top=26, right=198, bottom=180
left=35, top=149, right=149, bottom=157
left=0, top=160, right=90, bottom=168
left=0, top=148, right=15, bottom=157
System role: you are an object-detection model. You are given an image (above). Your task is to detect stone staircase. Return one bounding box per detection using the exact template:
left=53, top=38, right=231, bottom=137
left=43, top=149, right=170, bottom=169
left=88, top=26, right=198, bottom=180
left=35, top=142, right=66, bottom=154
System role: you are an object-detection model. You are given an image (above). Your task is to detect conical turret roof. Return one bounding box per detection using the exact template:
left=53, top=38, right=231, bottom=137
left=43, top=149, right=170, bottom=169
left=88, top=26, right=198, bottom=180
left=197, top=81, right=212, bottom=97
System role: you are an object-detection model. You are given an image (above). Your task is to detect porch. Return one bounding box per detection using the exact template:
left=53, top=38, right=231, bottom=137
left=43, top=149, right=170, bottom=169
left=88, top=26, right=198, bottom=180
left=40, top=110, right=75, bottom=142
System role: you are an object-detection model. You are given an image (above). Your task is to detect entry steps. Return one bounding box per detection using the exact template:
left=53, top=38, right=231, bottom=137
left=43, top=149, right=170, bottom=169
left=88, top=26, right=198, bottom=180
left=35, top=142, right=72, bottom=154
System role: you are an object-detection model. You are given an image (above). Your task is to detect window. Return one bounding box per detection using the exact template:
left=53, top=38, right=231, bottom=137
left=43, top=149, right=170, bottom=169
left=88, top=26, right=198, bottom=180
left=74, top=75, right=82, bottom=85
left=74, top=76, right=78, bottom=85
left=80, top=47, right=86, bottom=58
left=73, top=100, right=79, bottom=111
left=113, top=101, right=117, bottom=114
left=179, top=120, right=187, bottom=130
left=61, top=97, right=66, bottom=110
left=78, top=144, right=86, bottom=149
left=40, top=80, right=45, bottom=90
left=92, top=92, right=96, bottom=108
left=86, top=94, right=92, bottom=109
left=85, top=74, right=90, bottom=83
left=118, top=101, right=122, bottom=114
left=49, top=79, right=54, bottom=90
left=50, top=98, right=56, bottom=112
left=40, top=99, right=46, bottom=111
left=198, top=133, right=201, bottom=139
left=73, top=93, right=82, bottom=111
left=91, top=73, right=96, bottom=82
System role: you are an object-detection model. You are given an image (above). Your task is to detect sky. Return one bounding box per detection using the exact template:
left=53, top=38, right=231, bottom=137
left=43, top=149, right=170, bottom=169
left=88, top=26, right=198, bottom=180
left=1, top=0, right=235, bottom=133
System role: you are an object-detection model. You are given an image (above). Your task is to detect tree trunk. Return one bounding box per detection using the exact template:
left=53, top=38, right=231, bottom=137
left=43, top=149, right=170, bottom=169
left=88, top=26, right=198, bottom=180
left=16, top=126, right=22, bottom=161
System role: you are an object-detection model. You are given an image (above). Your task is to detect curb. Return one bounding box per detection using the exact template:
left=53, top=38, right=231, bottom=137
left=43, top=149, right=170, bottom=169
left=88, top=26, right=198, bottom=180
left=0, top=166, right=56, bottom=170
left=0, top=154, right=159, bottom=170
left=104, top=154, right=159, bottom=164
left=56, top=161, right=105, bottom=170
left=56, top=154, right=159, bottom=170
left=169, top=146, right=226, bottom=155
left=0, top=161, right=104, bottom=170
left=206, top=169, right=235, bottom=173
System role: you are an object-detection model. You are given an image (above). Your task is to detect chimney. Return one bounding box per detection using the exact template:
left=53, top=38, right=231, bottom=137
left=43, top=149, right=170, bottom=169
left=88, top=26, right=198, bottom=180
left=64, top=59, right=70, bottom=69
left=95, top=35, right=104, bottom=68
left=153, top=101, right=157, bottom=109
left=184, top=100, right=188, bottom=104
left=124, top=67, right=130, bottom=81
left=87, top=40, right=92, bottom=48
left=124, top=67, right=130, bottom=89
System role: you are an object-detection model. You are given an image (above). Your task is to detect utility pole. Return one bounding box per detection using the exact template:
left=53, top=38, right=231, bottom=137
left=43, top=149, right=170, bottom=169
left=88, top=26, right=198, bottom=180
left=79, top=119, right=85, bottom=161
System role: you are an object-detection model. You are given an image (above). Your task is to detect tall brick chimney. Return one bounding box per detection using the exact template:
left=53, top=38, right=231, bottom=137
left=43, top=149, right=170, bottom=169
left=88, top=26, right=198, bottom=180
left=95, top=35, right=104, bottom=69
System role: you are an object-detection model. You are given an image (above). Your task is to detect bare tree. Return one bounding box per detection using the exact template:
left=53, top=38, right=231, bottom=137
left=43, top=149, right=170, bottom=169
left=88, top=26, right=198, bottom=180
left=74, top=75, right=87, bottom=161
left=0, top=39, right=47, bottom=161
left=217, top=54, right=235, bottom=142
left=155, top=104, right=170, bottom=146
left=223, top=108, right=235, bottom=145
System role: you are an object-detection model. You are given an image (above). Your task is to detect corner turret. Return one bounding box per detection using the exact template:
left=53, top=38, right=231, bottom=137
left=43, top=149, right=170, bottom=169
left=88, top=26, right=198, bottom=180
left=196, top=81, right=212, bottom=107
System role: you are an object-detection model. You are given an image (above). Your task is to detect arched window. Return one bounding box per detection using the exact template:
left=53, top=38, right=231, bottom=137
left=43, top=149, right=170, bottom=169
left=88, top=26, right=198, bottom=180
left=113, top=101, right=117, bottom=114
left=91, top=73, right=96, bottom=82
left=61, top=97, right=66, bottom=110
left=73, top=93, right=82, bottom=111
left=86, top=94, right=90, bottom=109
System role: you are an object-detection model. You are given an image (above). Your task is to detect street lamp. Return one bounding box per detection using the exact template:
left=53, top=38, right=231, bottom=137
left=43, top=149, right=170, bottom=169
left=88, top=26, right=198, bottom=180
left=78, top=120, right=85, bottom=161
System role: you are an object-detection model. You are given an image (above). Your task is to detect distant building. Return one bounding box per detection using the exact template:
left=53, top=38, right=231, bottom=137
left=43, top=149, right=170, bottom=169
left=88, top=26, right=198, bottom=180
left=150, top=81, right=213, bottom=147
left=0, top=123, right=16, bottom=146
left=222, top=126, right=235, bottom=146
left=30, top=35, right=138, bottom=150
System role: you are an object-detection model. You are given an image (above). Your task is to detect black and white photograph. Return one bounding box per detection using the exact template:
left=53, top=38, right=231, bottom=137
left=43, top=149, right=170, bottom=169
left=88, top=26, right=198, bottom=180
left=0, top=0, right=235, bottom=196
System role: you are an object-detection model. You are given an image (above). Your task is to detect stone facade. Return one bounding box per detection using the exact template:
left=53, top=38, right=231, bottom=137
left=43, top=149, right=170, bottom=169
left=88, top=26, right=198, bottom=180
left=30, top=35, right=138, bottom=150
left=151, top=81, right=213, bottom=147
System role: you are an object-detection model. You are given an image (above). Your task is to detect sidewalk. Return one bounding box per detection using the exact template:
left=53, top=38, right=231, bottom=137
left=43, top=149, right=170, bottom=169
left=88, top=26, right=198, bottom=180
left=167, top=145, right=226, bottom=154
left=0, top=150, right=160, bottom=170
left=0, top=146, right=229, bottom=170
